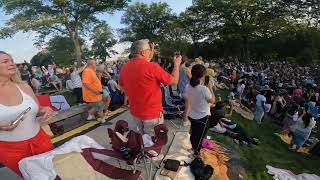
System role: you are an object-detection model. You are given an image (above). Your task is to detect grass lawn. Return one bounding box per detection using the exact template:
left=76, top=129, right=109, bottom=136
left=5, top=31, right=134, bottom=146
left=208, top=89, right=320, bottom=180
left=62, top=91, right=77, bottom=106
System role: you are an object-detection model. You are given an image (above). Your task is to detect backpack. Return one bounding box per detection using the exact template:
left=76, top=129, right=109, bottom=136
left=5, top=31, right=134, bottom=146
left=190, top=157, right=214, bottom=180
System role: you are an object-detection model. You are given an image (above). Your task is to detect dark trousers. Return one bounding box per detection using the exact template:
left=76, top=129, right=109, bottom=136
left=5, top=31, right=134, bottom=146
left=189, top=116, right=209, bottom=155
left=73, top=87, right=83, bottom=104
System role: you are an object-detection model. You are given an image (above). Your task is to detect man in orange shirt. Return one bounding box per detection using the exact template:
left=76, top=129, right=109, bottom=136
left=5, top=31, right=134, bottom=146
left=82, top=59, right=104, bottom=121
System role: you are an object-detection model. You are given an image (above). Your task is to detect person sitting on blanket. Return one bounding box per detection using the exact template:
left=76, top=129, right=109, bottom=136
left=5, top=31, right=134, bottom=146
left=209, top=101, right=234, bottom=130
left=30, top=74, right=41, bottom=95
left=270, top=92, right=287, bottom=121
left=289, top=112, right=316, bottom=151
left=281, top=103, right=299, bottom=135
left=228, top=88, right=237, bottom=100
left=48, top=74, right=63, bottom=92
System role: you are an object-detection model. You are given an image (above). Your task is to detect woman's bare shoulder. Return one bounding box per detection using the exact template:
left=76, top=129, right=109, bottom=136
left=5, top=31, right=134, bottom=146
left=17, top=82, right=35, bottom=97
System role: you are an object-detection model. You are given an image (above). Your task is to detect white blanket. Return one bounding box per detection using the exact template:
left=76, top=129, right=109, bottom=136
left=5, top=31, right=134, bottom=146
left=155, top=131, right=195, bottom=180
left=19, top=135, right=105, bottom=180
left=50, top=95, right=70, bottom=110
left=266, top=165, right=320, bottom=180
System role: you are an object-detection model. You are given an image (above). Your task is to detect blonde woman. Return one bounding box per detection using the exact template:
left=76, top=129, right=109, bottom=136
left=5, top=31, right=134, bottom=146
left=0, top=51, right=54, bottom=176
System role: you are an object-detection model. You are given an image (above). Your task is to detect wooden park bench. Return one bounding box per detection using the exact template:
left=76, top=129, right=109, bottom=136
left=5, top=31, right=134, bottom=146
left=42, top=105, right=90, bottom=125
left=41, top=104, right=90, bottom=136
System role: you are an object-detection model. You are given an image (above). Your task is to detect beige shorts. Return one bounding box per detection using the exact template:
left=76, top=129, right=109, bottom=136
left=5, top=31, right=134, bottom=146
left=132, top=112, right=164, bottom=136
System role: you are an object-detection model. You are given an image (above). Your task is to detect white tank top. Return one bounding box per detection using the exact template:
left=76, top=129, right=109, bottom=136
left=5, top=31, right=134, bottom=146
left=0, top=84, right=40, bottom=141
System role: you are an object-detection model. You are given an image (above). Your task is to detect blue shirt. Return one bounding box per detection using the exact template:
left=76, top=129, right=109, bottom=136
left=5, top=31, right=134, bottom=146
left=178, top=67, right=190, bottom=96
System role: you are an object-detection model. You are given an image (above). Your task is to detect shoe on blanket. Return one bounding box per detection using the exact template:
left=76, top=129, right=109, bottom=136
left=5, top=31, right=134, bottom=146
left=210, top=123, right=226, bottom=133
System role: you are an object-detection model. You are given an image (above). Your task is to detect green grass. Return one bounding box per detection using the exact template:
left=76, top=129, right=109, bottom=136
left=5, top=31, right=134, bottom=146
left=62, top=91, right=77, bottom=106
left=209, top=89, right=320, bottom=179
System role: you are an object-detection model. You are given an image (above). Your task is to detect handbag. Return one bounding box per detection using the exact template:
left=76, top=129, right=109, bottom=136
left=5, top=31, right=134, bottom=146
left=164, top=159, right=181, bottom=172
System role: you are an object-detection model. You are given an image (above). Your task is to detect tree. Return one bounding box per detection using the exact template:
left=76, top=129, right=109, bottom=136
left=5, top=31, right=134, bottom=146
left=90, top=21, right=117, bottom=61
left=187, top=0, right=294, bottom=61
left=120, top=2, right=174, bottom=43
left=0, top=0, right=128, bottom=63
left=47, top=36, right=76, bottom=66
left=30, top=50, right=53, bottom=66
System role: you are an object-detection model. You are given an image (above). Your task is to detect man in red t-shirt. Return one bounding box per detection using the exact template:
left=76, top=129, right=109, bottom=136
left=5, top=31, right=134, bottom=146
left=293, top=87, right=302, bottom=97
left=119, top=39, right=182, bottom=136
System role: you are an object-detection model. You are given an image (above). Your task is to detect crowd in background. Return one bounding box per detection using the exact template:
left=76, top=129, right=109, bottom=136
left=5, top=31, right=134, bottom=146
left=215, top=60, right=319, bottom=151
left=1, top=38, right=320, bottom=177
left=15, top=51, right=320, bottom=153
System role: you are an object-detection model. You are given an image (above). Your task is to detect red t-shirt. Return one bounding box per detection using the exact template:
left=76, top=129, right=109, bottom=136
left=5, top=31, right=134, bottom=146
left=293, top=88, right=302, bottom=97
left=119, top=57, right=173, bottom=120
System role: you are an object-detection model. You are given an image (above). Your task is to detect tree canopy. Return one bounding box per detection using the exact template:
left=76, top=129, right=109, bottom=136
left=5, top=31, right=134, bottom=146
left=1, top=0, right=320, bottom=64
left=119, top=0, right=320, bottom=64
left=0, top=0, right=128, bottom=63
left=90, top=21, right=117, bottom=60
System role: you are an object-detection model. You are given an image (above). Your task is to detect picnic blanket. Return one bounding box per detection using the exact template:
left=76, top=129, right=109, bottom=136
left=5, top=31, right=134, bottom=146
left=266, top=165, right=320, bottom=180
left=200, top=143, right=230, bottom=180
left=154, top=132, right=194, bottom=180
left=230, top=100, right=254, bottom=120
left=19, top=135, right=105, bottom=180
left=278, top=134, right=311, bottom=154
left=50, top=95, right=70, bottom=111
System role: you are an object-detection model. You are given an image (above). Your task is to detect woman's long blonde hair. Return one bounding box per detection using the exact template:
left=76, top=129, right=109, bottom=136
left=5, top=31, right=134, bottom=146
left=0, top=51, right=23, bottom=83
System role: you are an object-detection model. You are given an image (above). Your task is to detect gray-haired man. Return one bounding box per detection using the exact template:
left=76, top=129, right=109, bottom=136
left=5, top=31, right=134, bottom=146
left=119, top=39, right=182, bottom=136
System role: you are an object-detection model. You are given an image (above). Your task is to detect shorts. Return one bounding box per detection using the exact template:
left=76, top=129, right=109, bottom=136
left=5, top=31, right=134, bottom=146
left=102, top=89, right=110, bottom=97
left=132, top=112, right=164, bottom=136
left=0, top=129, right=53, bottom=176
left=87, top=101, right=104, bottom=111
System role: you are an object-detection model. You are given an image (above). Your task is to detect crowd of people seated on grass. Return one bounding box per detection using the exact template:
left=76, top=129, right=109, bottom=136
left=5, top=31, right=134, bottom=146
left=17, top=60, right=127, bottom=120
left=11, top=48, right=320, bottom=154
left=2, top=39, right=320, bottom=179
left=214, top=60, right=319, bottom=152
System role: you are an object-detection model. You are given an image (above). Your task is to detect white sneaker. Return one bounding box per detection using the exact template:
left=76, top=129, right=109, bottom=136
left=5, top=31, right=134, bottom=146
left=183, top=120, right=191, bottom=126
left=210, top=124, right=226, bottom=133
left=87, top=115, right=96, bottom=121
left=98, top=118, right=106, bottom=123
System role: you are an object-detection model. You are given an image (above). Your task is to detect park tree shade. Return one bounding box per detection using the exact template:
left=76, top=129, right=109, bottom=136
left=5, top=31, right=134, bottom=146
left=0, top=0, right=128, bottom=64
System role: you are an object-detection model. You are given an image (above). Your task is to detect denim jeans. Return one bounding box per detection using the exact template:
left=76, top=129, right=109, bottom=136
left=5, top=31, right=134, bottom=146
left=255, top=106, right=265, bottom=123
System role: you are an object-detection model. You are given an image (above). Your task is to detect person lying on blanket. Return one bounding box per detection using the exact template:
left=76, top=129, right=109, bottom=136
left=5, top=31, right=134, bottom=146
left=209, top=101, right=260, bottom=145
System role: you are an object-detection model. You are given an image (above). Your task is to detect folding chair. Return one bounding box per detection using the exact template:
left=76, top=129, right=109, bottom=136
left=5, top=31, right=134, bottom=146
left=106, top=120, right=169, bottom=180
left=164, top=85, right=184, bottom=106
left=161, top=85, right=184, bottom=128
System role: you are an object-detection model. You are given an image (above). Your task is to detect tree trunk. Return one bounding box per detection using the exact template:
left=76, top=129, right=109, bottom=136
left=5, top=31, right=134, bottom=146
left=69, top=30, right=82, bottom=64
left=74, top=38, right=82, bottom=64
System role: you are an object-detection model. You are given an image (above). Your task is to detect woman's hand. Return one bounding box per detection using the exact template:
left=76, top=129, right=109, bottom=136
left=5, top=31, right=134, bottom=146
left=38, top=106, right=54, bottom=123
left=0, top=123, right=19, bottom=131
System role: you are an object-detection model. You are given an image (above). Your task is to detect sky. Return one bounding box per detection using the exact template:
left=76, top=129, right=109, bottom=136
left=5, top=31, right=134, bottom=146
left=0, top=0, right=192, bottom=63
